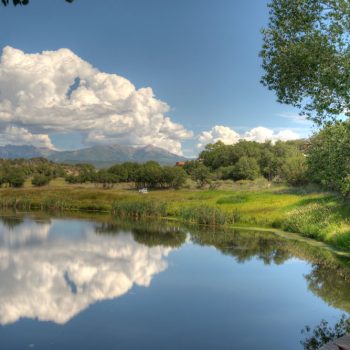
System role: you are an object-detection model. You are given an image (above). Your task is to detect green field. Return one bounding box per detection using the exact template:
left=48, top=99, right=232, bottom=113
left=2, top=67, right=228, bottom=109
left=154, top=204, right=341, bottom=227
left=1, top=178, right=350, bottom=251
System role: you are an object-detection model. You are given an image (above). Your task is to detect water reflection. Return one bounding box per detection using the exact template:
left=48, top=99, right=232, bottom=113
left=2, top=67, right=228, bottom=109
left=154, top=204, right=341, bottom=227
left=190, top=227, right=350, bottom=312
left=1, top=213, right=350, bottom=331
left=0, top=216, right=174, bottom=325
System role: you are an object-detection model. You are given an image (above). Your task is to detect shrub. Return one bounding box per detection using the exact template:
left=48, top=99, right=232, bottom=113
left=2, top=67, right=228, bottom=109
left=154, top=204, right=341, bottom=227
left=7, top=169, right=26, bottom=188
left=280, top=155, right=308, bottom=186
left=32, top=174, right=51, bottom=187
left=234, top=157, right=260, bottom=180
left=192, top=165, right=212, bottom=187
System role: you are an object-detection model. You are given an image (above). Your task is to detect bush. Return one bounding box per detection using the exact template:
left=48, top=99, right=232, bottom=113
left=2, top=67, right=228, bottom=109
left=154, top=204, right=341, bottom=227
left=7, top=169, right=26, bottom=188
left=217, top=166, right=235, bottom=180
left=95, top=170, right=119, bottom=188
left=65, top=175, right=81, bottom=184
left=32, top=174, right=51, bottom=187
left=162, top=166, right=187, bottom=189
left=192, top=165, right=212, bottom=187
left=280, top=155, right=308, bottom=186
left=234, top=157, right=260, bottom=180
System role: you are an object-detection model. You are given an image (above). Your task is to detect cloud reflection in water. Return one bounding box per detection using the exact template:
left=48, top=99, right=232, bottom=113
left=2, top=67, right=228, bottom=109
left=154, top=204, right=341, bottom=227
left=0, top=218, right=173, bottom=325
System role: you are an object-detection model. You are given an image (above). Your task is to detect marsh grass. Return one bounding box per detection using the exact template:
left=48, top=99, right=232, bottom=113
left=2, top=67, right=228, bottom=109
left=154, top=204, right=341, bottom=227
left=216, top=194, right=248, bottom=204
left=280, top=203, right=342, bottom=240
left=112, top=200, right=167, bottom=218
left=179, top=205, right=240, bottom=226
left=0, top=181, right=350, bottom=250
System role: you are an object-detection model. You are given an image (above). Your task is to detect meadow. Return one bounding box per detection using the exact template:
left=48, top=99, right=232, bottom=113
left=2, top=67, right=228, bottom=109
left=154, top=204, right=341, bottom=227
left=1, top=177, right=350, bottom=251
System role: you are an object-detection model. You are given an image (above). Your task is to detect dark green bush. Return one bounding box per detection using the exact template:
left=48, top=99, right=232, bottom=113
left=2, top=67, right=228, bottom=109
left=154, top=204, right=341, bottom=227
left=32, top=174, right=51, bottom=187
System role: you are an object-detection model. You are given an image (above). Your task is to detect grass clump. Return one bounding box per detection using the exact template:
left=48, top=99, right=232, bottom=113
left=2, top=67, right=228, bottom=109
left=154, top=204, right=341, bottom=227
left=112, top=200, right=167, bottom=219
left=216, top=194, right=248, bottom=204
left=280, top=203, right=342, bottom=240
left=179, top=205, right=240, bottom=226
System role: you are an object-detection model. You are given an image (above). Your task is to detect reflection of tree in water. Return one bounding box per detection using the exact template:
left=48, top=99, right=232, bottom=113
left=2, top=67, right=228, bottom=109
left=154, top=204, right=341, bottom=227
left=190, top=228, right=293, bottom=265
left=96, top=220, right=350, bottom=314
left=95, top=219, right=187, bottom=248
left=0, top=216, right=24, bottom=229
left=190, top=226, right=350, bottom=314
left=0, top=213, right=51, bottom=230
left=305, top=264, right=350, bottom=313
left=3, top=211, right=350, bottom=315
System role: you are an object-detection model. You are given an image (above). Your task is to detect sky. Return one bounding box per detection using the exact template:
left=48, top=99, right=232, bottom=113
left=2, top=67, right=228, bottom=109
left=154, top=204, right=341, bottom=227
left=0, top=0, right=314, bottom=157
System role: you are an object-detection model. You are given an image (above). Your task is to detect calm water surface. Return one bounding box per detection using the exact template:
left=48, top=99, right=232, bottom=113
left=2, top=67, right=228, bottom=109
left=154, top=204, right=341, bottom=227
left=0, top=213, right=349, bottom=350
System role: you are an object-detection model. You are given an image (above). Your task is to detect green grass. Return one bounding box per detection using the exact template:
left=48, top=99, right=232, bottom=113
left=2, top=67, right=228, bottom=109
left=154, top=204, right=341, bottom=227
left=1, top=179, right=350, bottom=251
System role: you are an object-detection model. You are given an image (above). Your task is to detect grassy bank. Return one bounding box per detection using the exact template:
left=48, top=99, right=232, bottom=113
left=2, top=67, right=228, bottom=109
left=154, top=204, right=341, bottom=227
left=0, top=178, right=349, bottom=251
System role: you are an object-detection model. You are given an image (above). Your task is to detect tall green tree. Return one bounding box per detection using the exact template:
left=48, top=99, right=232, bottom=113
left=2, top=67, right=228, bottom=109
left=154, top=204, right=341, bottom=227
left=261, top=0, right=350, bottom=124
left=307, top=121, right=350, bottom=195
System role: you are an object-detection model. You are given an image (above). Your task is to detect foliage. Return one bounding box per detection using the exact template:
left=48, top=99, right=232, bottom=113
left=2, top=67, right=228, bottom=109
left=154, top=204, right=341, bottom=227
left=197, top=139, right=307, bottom=183
left=183, top=160, right=201, bottom=175
left=301, top=315, right=350, bottom=350
left=94, top=170, right=119, bottom=188
left=161, top=166, right=187, bottom=189
left=261, top=0, right=350, bottom=123
left=6, top=168, right=26, bottom=188
left=31, top=174, right=51, bottom=187
left=308, top=121, right=350, bottom=196
left=234, top=156, right=260, bottom=180
left=0, top=158, right=72, bottom=188
left=191, top=164, right=212, bottom=187
left=280, top=155, right=308, bottom=186
left=216, top=165, right=236, bottom=180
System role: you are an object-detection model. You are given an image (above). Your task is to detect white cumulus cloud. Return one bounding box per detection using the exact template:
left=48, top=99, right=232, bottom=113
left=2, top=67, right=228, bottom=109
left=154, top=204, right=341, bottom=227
left=0, top=46, right=192, bottom=154
left=197, top=125, right=240, bottom=149
left=0, top=218, right=173, bottom=325
left=197, top=125, right=300, bottom=148
left=0, top=125, right=54, bottom=148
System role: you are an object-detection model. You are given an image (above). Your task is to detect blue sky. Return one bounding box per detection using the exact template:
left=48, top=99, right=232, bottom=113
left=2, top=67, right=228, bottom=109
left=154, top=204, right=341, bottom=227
left=0, top=0, right=313, bottom=156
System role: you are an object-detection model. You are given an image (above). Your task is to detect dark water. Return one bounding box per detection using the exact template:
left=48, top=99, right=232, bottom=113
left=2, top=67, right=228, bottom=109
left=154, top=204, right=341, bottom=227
left=0, top=213, right=350, bottom=350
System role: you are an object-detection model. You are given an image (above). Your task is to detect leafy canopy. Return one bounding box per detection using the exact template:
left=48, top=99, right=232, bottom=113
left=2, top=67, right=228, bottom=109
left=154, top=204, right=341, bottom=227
left=261, top=0, right=350, bottom=124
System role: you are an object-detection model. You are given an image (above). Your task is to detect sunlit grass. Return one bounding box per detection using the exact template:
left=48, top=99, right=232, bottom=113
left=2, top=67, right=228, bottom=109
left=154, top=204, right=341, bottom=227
left=1, top=178, right=350, bottom=250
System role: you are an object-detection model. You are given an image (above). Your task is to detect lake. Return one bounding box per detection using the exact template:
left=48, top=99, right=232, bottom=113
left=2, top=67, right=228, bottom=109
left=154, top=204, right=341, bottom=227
left=0, top=212, right=349, bottom=350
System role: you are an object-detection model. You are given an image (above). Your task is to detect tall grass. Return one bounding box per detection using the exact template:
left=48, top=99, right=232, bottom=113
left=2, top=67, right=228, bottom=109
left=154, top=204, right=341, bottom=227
left=179, top=205, right=240, bottom=226
left=112, top=200, right=167, bottom=218
left=0, top=196, right=74, bottom=211
left=280, top=203, right=342, bottom=240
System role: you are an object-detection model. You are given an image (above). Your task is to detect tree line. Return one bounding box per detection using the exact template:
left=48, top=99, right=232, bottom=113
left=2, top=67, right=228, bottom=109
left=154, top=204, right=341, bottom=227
left=65, top=161, right=187, bottom=189
left=186, top=139, right=308, bottom=187
left=0, top=129, right=348, bottom=196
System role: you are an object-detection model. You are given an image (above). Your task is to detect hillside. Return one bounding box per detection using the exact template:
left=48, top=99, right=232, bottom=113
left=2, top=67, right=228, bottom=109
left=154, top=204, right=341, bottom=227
left=0, top=144, right=188, bottom=167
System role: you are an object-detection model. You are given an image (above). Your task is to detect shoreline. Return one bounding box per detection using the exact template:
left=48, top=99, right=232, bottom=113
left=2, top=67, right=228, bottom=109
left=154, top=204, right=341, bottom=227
left=0, top=183, right=349, bottom=253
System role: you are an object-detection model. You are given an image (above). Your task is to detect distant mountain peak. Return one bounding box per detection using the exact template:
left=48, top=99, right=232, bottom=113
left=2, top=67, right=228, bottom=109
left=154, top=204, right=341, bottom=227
left=0, top=144, right=188, bottom=167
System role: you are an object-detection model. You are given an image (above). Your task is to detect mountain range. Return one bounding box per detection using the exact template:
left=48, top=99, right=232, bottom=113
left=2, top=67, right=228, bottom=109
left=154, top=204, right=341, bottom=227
left=0, top=144, right=188, bottom=167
